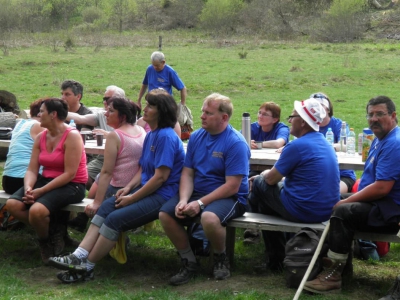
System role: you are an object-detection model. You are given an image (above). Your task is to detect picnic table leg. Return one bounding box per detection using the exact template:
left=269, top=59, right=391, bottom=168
left=293, top=221, right=330, bottom=300
left=226, top=226, right=237, bottom=267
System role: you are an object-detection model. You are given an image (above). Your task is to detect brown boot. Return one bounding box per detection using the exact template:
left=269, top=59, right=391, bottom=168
left=303, top=257, right=345, bottom=294
left=38, top=238, right=55, bottom=265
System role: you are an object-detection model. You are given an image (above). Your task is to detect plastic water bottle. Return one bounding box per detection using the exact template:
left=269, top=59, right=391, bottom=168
left=325, top=127, right=334, bottom=146
left=241, top=112, right=251, bottom=148
left=346, top=128, right=356, bottom=156
left=69, top=119, right=76, bottom=129
left=339, top=121, right=347, bottom=154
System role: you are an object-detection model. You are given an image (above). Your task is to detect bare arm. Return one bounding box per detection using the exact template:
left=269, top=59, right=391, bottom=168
left=89, top=131, right=120, bottom=209
left=265, top=167, right=284, bottom=185
left=174, top=121, right=181, bottom=138
left=66, top=112, right=98, bottom=127
left=29, top=122, right=45, bottom=140
left=115, top=166, right=171, bottom=207
left=179, top=87, right=187, bottom=106
left=334, top=180, right=395, bottom=209
left=137, top=84, right=148, bottom=108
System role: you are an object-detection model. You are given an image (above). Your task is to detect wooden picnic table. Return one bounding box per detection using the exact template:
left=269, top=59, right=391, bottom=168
left=0, top=139, right=365, bottom=170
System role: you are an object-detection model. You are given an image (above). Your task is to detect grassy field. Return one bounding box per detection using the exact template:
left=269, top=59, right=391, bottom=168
left=1, top=33, right=400, bottom=299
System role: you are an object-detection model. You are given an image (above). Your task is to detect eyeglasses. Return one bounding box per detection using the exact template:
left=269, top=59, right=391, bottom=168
left=365, top=112, right=389, bottom=120
left=287, top=115, right=301, bottom=121
left=311, top=93, right=328, bottom=101
left=258, top=112, right=273, bottom=118
left=103, top=97, right=110, bottom=102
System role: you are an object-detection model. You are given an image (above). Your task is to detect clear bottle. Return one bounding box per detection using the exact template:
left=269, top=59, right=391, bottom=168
left=325, top=127, right=334, bottom=146
left=339, top=121, right=347, bottom=154
left=69, top=119, right=76, bottom=129
left=346, top=128, right=356, bottom=156
left=241, top=112, right=251, bottom=148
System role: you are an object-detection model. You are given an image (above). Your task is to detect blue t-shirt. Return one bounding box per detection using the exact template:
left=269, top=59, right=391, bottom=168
left=276, top=131, right=340, bottom=222
left=359, top=127, right=400, bottom=205
left=250, top=122, right=289, bottom=144
left=142, top=64, right=185, bottom=95
left=185, top=125, right=250, bottom=205
left=319, top=116, right=356, bottom=181
left=139, top=127, right=185, bottom=200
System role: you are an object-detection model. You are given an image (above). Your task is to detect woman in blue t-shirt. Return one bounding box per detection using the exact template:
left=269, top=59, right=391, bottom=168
left=49, top=90, right=185, bottom=283
left=310, top=92, right=356, bottom=193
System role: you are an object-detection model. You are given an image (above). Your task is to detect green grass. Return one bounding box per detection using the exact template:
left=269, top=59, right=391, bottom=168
left=1, top=32, right=400, bottom=299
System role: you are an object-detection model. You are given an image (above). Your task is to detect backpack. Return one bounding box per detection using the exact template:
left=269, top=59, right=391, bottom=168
left=187, top=223, right=210, bottom=257
left=283, top=227, right=323, bottom=288
left=0, top=204, right=23, bottom=231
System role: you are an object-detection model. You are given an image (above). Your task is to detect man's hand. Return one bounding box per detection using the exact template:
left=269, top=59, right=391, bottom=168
left=181, top=201, right=201, bottom=218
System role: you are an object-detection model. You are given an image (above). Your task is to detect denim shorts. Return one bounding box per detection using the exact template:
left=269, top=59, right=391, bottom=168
left=10, top=175, right=85, bottom=214
left=159, top=192, right=246, bottom=227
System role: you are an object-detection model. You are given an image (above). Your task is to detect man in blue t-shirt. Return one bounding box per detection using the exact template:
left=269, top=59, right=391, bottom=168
left=159, top=93, right=250, bottom=285
left=305, top=95, right=400, bottom=295
left=137, top=51, right=187, bottom=108
left=248, top=98, right=340, bottom=271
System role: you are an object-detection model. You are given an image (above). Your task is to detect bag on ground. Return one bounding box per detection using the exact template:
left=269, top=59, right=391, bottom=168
left=0, top=204, right=23, bottom=231
left=283, top=227, right=322, bottom=288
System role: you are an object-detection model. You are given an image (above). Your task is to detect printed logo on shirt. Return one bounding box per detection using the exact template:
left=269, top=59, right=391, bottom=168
left=157, top=78, right=165, bottom=84
left=150, top=145, right=155, bottom=152
left=212, top=151, right=223, bottom=158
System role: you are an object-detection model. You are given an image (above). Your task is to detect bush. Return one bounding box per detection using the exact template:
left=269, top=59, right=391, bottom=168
left=310, top=0, right=370, bottom=42
left=82, top=6, right=104, bottom=24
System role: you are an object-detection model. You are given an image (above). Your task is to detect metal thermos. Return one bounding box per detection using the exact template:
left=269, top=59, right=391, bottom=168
left=242, top=112, right=251, bottom=147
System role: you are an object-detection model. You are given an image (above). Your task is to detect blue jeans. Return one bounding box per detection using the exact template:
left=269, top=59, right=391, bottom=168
left=92, top=186, right=168, bottom=241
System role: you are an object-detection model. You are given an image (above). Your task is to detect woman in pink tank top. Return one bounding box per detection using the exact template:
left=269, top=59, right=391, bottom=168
left=6, top=98, right=87, bottom=265
left=84, top=97, right=145, bottom=217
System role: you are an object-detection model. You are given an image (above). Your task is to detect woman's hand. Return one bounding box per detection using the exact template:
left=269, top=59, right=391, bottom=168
left=85, top=202, right=101, bottom=218
left=114, top=194, right=133, bottom=208
left=116, top=187, right=130, bottom=198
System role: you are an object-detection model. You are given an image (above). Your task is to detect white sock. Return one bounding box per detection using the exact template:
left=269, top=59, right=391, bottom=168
left=178, top=247, right=196, bottom=263
left=73, top=247, right=89, bottom=260
left=86, top=259, right=96, bottom=271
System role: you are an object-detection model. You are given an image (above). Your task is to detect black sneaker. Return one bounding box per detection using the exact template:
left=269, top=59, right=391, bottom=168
left=57, top=269, right=94, bottom=284
left=169, top=258, right=198, bottom=286
left=68, top=212, right=89, bottom=233
left=213, top=253, right=230, bottom=280
left=48, top=253, right=86, bottom=272
left=379, top=275, right=400, bottom=300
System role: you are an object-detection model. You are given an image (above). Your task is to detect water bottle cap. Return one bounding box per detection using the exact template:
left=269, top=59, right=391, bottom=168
left=242, top=112, right=250, bottom=117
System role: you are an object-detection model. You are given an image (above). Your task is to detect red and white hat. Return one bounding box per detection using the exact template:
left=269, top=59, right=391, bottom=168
left=294, top=98, right=326, bottom=131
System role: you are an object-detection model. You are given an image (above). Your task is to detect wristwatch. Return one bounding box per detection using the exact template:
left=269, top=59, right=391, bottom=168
left=197, top=199, right=205, bottom=210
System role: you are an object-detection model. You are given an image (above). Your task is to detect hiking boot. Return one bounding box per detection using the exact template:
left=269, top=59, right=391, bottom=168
left=304, top=257, right=346, bottom=294
left=169, top=258, right=198, bottom=286
left=213, top=253, right=230, bottom=280
left=57, top=269, right=94, bottom=284
left=68, top=212, right=89, bottom=233
left=243, top=235, right=261, bottom=245
left=379, top=275, right=400, bottom=300
left=48, top=253, right=87, bottom=273
left=64, top=234, right=81, bottom=249
left=51, top=225, right=66, bottom=256
left=38, top=239, right=55, bottom=265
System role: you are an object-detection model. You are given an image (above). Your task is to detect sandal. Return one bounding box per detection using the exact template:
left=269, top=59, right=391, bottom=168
left=48, top=253, right=86, bottom=272
left=57, top=269, right=94, bottom=284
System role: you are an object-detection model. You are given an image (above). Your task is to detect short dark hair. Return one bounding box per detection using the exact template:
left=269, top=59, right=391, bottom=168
left=145, top=93, right=177, bottom=129
left=106, top=97, right=140, bottom=125
left=61, top=80, right=84, bottom=100
left=41, top=98, right=68, bottom=121
left=367, top=95, right=396, bottom=114
left=30, top=98, right=46, bottom=117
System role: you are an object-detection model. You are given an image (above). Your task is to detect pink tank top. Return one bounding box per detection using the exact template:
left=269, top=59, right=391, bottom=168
left=39, top=127, right=88, bottom=183
left=110, top=127, right=146, bottom=187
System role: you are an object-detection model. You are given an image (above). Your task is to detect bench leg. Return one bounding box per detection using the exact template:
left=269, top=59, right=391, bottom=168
left=226, top=226, right=236, bottom=267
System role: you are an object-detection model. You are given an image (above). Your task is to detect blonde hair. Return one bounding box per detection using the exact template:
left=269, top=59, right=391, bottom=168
left=203, top=93, right=233, bottom=118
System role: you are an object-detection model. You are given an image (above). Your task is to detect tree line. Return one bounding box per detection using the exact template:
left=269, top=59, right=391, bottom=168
left=0, top=0, right=398, bottom=41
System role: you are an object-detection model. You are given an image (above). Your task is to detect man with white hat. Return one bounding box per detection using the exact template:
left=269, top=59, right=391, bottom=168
left=248, top=98, right=340, bottom=272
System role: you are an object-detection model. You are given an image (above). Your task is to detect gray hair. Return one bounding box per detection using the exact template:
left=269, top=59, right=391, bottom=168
left=151, top=51, right=165, bottom=63
left=105, top=85, right=125, bottom=97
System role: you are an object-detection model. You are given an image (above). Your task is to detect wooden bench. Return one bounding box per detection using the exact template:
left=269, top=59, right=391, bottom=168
left=1, top=190, right=399, bottom=263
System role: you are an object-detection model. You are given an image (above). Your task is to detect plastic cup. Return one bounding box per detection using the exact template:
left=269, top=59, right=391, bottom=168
left=96, top=133, right=104, bottom=146
left=80, top=133, right=86, bottom=144
left=255, top=141, right=263, bottom=149
left=80, top=131, right=92, bottom=145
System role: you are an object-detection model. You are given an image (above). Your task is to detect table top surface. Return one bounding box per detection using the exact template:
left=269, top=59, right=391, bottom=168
left=0, top=139, right=364, bottom=170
